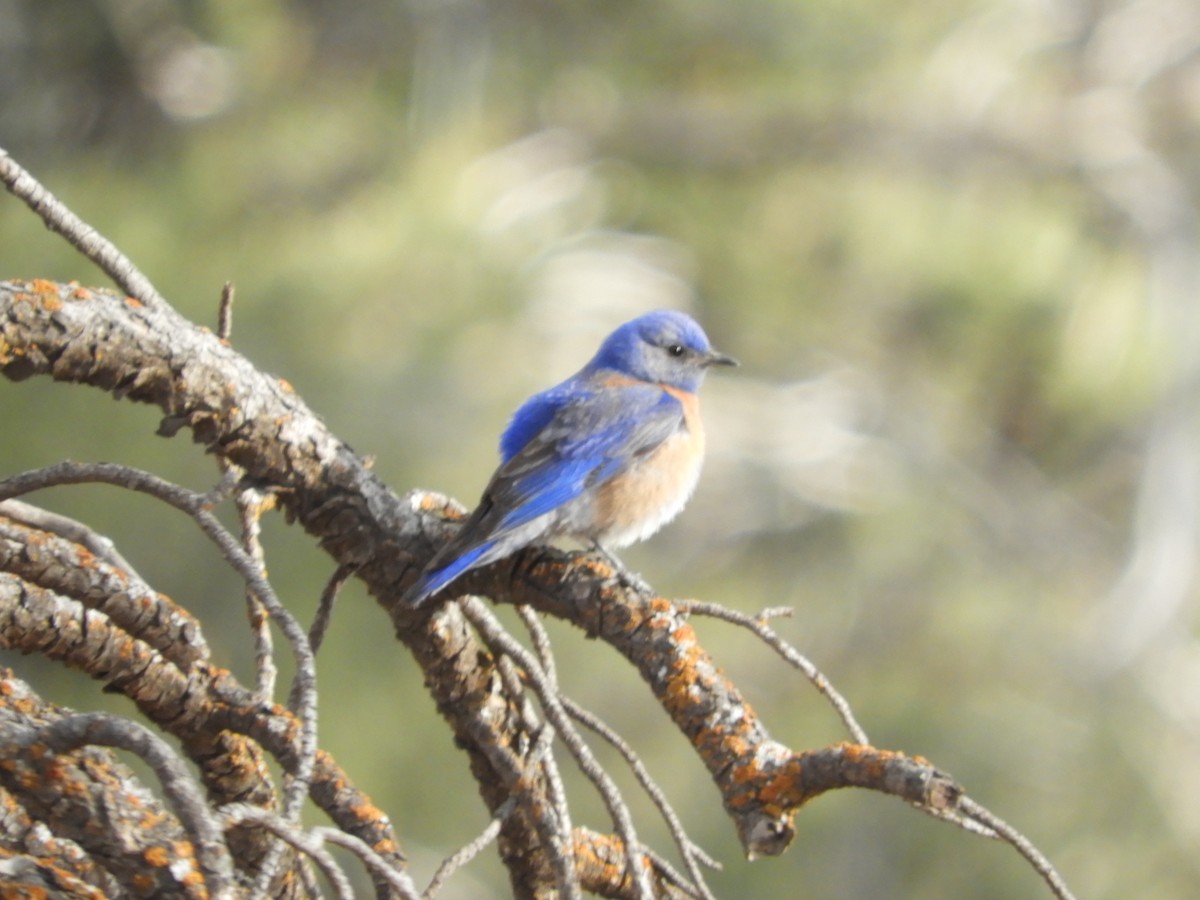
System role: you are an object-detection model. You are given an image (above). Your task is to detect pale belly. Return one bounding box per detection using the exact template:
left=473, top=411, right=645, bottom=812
left=592, top=427, right=706, bottom=548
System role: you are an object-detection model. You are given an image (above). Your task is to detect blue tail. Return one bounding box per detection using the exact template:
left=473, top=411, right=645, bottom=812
left=406, top=541, right=495, bottom=606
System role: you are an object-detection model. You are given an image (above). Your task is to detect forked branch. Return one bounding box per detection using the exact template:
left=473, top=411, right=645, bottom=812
left=0, top=146, right=1077, bottom=899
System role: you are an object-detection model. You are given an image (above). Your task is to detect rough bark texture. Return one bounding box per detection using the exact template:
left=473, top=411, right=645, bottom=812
left=0, top=279, right=967, bottom=896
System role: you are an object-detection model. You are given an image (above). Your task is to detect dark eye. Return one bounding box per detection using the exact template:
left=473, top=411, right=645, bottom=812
left=666, top=344, right=686, bottom=358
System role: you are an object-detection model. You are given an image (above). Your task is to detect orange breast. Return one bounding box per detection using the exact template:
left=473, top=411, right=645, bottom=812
left=593, top=387, right=705, bottom=547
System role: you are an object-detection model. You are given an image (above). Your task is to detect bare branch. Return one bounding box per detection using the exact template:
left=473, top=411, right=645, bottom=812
left=0, top=273, right=1077, bottom=897
left=518, top=603, right=558, bottom=684
left=235, top=483, right=279, bottom=702
left=959, top=797, right=1078, bottom=900
left=424, top=796, right=515, bottom=898
left=311, top=830, right=419, bottom=900
left=0, top=498, right=140, bottom=576
left=0, top=147, right=167, bottom=309
left=4, top=711, right=237, bottom=898
left=309, top=563, right=357, bottom=656
left=488, top=637, right=580, bottom=899
left=220, top=804, right=355, bottom=900
left=521, top=602, right=720, bottom=896
left=461, top=596, right=654, bottom=900
left=218, top=281, right=235, bottom=341
left=678, top=600, right=869, bottom=745
left=0, top=572, right=407, bottom=894
left=0, top=460, right=319, bottom=822
left=494, top=651, right=580, bottom=899
left=0, top=505, right=210, bottom=669
left=0, top=460, right=332, bottom=898
left=0, top=670, right=226, bottom=897
left=561, top=695, right=719, bottom=900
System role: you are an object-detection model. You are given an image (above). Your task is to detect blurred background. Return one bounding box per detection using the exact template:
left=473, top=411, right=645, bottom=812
left=2, top=0, right=1199, bottom=897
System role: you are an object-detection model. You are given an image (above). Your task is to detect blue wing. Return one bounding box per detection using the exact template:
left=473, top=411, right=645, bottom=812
left=406, top=373, right=684, bottom=604
left=494, top=375, right=683, bottom=528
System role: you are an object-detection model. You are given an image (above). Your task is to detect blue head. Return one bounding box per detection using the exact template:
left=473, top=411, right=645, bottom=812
left=586, top=310, right=738, bottom=393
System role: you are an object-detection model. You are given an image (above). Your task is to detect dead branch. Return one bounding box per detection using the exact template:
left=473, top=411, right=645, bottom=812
left=0, top=150, right=167, bottom=309
left=0, top=710, right=237, bottom=897
left=0, top=142, right=1078, bottom=897
left=0, top=503, right=210, bottom=669
left=0, top=668, right=222, bottom=898
left=0, top=271, right=1078, bottom=898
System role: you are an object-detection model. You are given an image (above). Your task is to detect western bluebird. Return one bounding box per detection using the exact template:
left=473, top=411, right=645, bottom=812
left=405, top=309, right=737, bottom=606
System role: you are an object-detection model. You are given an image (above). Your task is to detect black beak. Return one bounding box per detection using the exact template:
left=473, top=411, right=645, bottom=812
left=702, top=349, right=739, bottom=368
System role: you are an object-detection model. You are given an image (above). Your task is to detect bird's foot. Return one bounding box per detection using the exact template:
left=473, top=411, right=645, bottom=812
left=590, top=542, right=652, bottom=595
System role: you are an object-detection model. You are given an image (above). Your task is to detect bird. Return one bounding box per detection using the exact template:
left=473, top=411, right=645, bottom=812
left=405, top=309, right=738, bottom=606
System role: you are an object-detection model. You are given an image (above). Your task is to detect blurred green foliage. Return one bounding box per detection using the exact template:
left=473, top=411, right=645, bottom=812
left=3, top=0, right=1199, bottom=897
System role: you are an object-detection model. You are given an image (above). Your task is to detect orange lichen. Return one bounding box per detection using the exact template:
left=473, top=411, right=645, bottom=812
left=27, top=279, right=62, bottom=311
left=374, top=837, right=400, bottom=855
left=417, top=493, right=464, bottom=518
left=759, top=767, right=802, bottom=806
left=660, top=671, right=695, bottom=715
left=648, top=596, right=673, bottom=614
left=143, top=846, right=170, bottom=867
left=720, top=734, right=750, bottom=758
left=124, top=297, right=143, bottom=308
left=139, top=810, right=170, bottom=831
left=730, top=763, right=758, bottom=786
left=349, top=796, right=387, bottom=821
left=180, top=870, right=204, bottom=888
left=670, top=624, right=695, bottom=644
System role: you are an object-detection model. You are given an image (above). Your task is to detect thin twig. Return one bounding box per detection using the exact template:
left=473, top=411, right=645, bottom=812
left=217, top=281, right=235, bottom=341
left=461, top=608, right=582, bottom=900
left=423, top=797, right=515, bottom=899
left=561, top=695, right=720, bottom=900
left=226, top=478, right=291, bottom=898
left=518, top=605, right=719, bottom=897
left=236, top=484, right=277, bottom=702
left=424, top=726, right=556, bottom=898
left=219, top=804, right=356, bottom=900
left=0, top=146, right=167, bottom=308
left=494, top=652, right=577, bottom=897
left=640, top=846, right=707, bottom=900
left=309, top=563, right=357, bottom=656
left=959, top=797, right=1078, bottom=900
left=679, top=601, right=870, bottom=745
left=0, top=498, right=141, bottom=576
left=911, top=796, right=999, bottom=838
left=313, top=827, right=421, bottom=899
left=518, top=605, right=557, bottom=685
left=461, top=597, right=655, bottom=900
left=512, top=606, right=577, bottom=870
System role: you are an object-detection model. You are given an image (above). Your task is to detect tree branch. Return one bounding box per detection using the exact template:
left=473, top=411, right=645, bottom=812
left=0, top=149, right=167, bottom=309
left=0, top=275, right=1078, bottom=898
left=0, top=503, right=210, bottom=669
left=0, top=668, right=221, bottom=897
left=1, top=711, right=237, bottom=898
